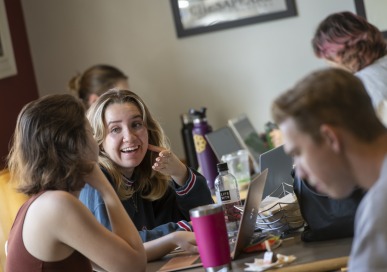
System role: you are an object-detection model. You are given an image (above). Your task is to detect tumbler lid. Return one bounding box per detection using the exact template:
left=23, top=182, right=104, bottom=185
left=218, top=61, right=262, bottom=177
left=189, top=204, right=223, bottom=218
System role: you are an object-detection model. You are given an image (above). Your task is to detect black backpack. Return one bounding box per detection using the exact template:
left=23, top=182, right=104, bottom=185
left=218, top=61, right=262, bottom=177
left=292, top=171, right=365, bottom=242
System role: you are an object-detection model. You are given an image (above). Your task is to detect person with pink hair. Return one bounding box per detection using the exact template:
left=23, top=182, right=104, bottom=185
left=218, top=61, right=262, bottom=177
left=312, top=11, right=387, bottom=125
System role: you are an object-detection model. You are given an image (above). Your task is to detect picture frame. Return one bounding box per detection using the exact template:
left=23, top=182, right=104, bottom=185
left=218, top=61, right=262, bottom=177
left=0, top=0, right=17, bottom=80
left=170, top=0, right=297, bottom=38
left=354, top=0, right=387, bottom=38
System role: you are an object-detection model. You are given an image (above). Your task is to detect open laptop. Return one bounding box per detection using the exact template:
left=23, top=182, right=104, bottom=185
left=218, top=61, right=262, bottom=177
left=230, top=168, right=268, bottom=260
left=205, top=126, right=244, bottom=161
left=259, top=145, right=294, bottom=199
left=157, top=170, right=268, bottom=271
left=228, top=114, right=269, bottom=173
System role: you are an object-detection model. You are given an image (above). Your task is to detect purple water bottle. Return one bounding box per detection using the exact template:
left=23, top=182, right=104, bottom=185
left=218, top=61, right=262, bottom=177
left=190, top=107, right=218, bottom=192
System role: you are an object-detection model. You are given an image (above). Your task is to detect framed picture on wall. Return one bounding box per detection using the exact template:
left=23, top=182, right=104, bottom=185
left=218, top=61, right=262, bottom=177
left=0, top=0, right=17, bottom=79
left=355, top=0, right=387, bottom=38
left=170, top=0, right=297, bottom=38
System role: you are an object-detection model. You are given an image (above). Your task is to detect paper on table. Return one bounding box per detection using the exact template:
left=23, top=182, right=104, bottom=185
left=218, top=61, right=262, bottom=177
left=158, top=254, right=202, bottom=272
left=245, top=254, right=296, bottom=271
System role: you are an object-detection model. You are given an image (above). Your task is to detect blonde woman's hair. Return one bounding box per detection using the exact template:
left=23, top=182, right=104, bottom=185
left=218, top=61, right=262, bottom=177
left=87, top=89, right=170, bottom=200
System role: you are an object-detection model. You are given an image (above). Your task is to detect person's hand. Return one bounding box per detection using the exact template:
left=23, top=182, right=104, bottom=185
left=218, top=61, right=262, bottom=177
left=148, top=144, right=188, bottom=186
left=144, top=230, right=198, bottom=261
left=170, top=232, right=198, bottom=253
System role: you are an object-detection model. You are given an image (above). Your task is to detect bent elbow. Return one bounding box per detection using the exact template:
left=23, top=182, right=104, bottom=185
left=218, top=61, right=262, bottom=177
left=133, top=252, right=147, bottom=272
left=118, top=251, right=147, bottom=272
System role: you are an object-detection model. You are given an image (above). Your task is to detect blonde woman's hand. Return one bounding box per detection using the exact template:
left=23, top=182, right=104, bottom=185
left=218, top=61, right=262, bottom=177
left=148, top=144, right=188, bottom=186
left=170, top=232, right=198, bottom=253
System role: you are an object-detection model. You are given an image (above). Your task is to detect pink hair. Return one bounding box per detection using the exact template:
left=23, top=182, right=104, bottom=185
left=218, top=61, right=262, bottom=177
left=312, top=12, right=386, bottom=72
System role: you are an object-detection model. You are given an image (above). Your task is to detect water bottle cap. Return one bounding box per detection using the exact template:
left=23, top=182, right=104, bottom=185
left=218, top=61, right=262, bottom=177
left=189, top=204, right=223, bottom=218
left=217, top=162, right=228, bottom=172
left=180, top=113, right=192, bottom=125
left=189, top=107, right=207, bottom=121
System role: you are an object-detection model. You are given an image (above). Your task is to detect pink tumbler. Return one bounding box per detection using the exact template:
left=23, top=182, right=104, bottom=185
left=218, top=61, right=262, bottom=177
left=190, top=204, right=231, bottom=271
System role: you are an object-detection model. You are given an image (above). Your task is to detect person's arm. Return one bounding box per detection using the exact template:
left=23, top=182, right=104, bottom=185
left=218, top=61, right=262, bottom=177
left=79, top=183, right=113, bottom=230
left=80, top=189, right=194, bottom=241
left=138, top=221, right=192, bottom=241
left=173, top=168, right=214, bottom=218
left=79, top=179, right=194, bottom=262
left=56, top=164, right=146, bottom=271
left=144, top=231, right=198, bottom=261
left=80, top=183, right=193, bottom=242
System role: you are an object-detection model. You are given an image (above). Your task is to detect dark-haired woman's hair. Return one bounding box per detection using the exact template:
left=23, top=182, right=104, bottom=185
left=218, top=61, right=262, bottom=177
left=8, top=94, right=95, bottom=195
left=69, top=64, right=128, bottom=108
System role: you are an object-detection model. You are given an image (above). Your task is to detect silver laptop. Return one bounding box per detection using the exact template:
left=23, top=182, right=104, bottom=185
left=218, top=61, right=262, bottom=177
left=158, top=170, right=268, bottom=271
left=259, top=145, right=294, bottom=198
left=230, top=169, right=268, bottom=260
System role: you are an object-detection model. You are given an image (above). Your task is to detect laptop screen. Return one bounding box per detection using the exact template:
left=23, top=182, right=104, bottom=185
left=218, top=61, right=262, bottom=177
left=228, top=114, right=269, bottom=172
left=205, top=126, right=244, bottom=161
left=259, top=145, right=294, bottom=198
left=230, top=169, right=268, bottom=260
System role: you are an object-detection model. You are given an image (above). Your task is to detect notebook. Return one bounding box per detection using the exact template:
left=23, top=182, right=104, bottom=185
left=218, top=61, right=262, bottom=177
left=228, top=114, right=269, bottom=173
left=230, top=168, right=268, bottom=260
left=259, top=145, right=294, bottom=199
left=157, top=254, right=202, bottom=272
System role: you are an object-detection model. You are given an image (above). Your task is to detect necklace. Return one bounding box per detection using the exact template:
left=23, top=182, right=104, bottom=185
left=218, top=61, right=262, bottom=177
left=131, top=191, right=138, bottom=213
left=123, top=175, right=138, bottom=212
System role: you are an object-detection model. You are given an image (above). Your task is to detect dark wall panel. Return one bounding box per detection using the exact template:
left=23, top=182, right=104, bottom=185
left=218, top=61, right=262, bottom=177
left=0, top=0, right=39, bottom=169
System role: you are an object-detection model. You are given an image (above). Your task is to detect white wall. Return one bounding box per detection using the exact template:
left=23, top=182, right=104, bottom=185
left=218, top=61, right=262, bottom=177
left=21, top=0, right=356, bottom=159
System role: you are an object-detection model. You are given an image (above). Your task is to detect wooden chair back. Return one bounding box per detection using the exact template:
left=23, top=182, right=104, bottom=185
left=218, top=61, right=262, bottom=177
left=0, top=170, right=28, bottom=272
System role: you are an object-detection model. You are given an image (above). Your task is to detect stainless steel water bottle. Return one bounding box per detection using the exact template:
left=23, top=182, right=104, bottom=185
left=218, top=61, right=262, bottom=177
left=180, top=113, right=198, bottom=170
left=190, top=107, right=218, bottom=192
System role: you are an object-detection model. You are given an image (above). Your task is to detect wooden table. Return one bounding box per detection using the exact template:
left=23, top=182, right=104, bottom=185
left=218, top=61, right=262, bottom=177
left=146, top=235, right=352, bottom=272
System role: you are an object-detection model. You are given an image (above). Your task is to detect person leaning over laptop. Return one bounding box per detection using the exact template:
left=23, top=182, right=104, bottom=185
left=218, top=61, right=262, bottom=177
left=269, top=11, right=387, bottom=148
left=312, top=11, right=387, bottom=126
left=271, top=67, right=387, bottom=271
